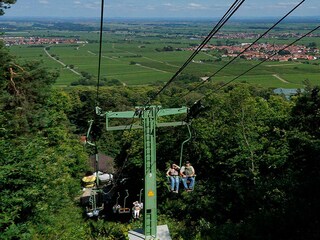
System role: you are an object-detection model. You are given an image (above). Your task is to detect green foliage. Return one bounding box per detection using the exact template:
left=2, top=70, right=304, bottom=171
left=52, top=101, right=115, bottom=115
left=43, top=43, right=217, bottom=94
left=0, top=42, right=88, bottom=239
left=1, top=37, right=320, bottom=239
left=88, top=220, right=129, bottom=240
left=0, top=0, right=16, bottom=15
left=154, top=83, right=320, bottom=239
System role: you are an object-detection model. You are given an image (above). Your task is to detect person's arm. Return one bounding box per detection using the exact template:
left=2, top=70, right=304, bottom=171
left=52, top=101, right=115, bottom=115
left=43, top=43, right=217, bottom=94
left=166, top=168, right=171, bottom=176
left=191, top=166, right=195, bottom=176
left=173, top=164, right=180, bottom=170
left=180, top=166, right=186, bottom=177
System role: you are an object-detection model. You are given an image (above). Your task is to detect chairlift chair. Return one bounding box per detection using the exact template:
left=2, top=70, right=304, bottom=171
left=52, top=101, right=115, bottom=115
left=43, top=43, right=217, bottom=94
left=118, top=190, right=130, bottom=214
left=86, top=188, right=104, bottom=217
left=179, top=123, right=196, bottom=189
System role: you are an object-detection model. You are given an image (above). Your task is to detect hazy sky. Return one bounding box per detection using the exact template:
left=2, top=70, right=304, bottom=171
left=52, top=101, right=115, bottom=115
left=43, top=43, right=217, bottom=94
left=2, top=0, right=320, bottom=19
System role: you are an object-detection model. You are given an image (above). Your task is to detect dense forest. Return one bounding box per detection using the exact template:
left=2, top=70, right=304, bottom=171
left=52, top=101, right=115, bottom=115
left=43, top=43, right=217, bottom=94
left=1, top=34, right=320, bottom=239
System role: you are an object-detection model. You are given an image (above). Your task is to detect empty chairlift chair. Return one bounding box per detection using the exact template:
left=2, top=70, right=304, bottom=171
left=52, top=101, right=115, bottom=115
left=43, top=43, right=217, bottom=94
left=113, top=190, right=131, bottom=214
left=118, top=190, right=130, bottom=214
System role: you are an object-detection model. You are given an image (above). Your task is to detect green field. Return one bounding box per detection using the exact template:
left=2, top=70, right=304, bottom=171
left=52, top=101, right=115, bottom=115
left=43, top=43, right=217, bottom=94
left=6, top=21, right=320, bottom=88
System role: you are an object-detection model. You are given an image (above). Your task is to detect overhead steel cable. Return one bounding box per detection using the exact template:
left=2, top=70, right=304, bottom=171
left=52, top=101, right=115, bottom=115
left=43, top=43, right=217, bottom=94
left=173, top=0, right=244, bottom=71
left=202, top=25, right=320, bottom=97
left=144, top=0, right=246, bottom=106
left=83, top=0, right=106, bottom=192
left=86, top=0, right=105, bottom=146
left=95, top=0, right=105, bottom=106
left=180, top=0, right=305, bottom=99
left=86, top=0, right=105, bottom=144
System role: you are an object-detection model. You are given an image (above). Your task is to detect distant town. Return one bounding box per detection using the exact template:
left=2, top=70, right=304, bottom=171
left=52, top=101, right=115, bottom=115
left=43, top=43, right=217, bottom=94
left=188, top=32, right=319, bottom=62
left=189, top=43, right=319, bottom=61
left=0, top=36, right=87, bottom=46
left=1, top=33, right=319, bottom=62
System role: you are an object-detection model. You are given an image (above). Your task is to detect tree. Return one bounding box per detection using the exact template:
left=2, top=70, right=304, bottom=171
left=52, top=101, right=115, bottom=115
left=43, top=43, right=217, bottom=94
left=255, top=85, right=320, bottom=240
left=152, top=83, right=296, bottom=239
left=0, top=0, right=16, bottom=15
left=0, top=40, right=89, bottom=239
left=307, top=42, right=317, bottom=48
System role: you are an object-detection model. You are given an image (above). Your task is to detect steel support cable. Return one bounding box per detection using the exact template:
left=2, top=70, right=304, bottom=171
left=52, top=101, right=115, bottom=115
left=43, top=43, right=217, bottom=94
left=84, top=0, right=106, bottom=192
left=87, top=0, right=105, bottom=145
left=146, top=0, right=244, bottom=104
left=144, top=0, right=246, bottom=106
left=96, top=0, right=105, bottom=106
left=179, top=0, right=305, bottom=100
left=97, top=0, right=140, bottom=188
left=86, top=0, right=105, bottom=146
left=202, top=25, right=320, bottom=98
left=174, top=0, right=245, bottom=71
left=176, top=25, right=319, bottom=120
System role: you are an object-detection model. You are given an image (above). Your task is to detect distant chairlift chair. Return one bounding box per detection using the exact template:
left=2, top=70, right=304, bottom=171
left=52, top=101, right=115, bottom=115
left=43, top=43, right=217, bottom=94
left=86, top=188, right=104, bottom=217
left=113, top=190, right=130, bottom=214
left=118, top=190, right=130, bottom=214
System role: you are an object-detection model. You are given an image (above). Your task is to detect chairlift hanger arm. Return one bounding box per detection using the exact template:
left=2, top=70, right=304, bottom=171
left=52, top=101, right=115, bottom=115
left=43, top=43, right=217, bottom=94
left=85, top=120, right=96, bottom=146
left=179, top=123, right=192, bottom=167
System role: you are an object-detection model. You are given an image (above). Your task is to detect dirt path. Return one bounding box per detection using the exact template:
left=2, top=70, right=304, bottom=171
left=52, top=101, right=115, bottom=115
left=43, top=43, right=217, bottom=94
left=266, top=63, right=301, bottom=67
left=43, top=46, right=81, bottom=76
left=272, top=74, right=289, bottom=83
left=135, top=63, right=169, bottom=73
left=88, top=51, right=120, bottom=62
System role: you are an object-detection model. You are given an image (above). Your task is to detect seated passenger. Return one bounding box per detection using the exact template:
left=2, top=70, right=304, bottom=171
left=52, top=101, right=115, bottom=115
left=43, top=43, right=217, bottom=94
left=133, top=201, right=142, bottom=219
left=82, top=171, right=96, bottom=188
left=180, top=161, right=195, bottom=191
left=166, top=163, right=180, bottom=193
left=93, top=171, right=113, bottom=184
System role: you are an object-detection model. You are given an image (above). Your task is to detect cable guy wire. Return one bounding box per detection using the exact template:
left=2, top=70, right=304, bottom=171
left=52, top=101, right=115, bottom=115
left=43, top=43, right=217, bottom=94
left=144, top=0, right=246, bottom=106
left=180, top=0, right=305, bottom=100
left=204, top=25, right=320, bottom=98
left=96, top=0, right=105, bottom=106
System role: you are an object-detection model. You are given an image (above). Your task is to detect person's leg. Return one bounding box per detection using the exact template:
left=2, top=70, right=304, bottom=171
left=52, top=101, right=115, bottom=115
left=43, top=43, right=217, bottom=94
left=181, top=177, right=188, bottom=190
left=189, top=177, right=195, bottom=189
left=174, top=176, right=180, bottom=192
left=170, top=176, right=174, bottom=191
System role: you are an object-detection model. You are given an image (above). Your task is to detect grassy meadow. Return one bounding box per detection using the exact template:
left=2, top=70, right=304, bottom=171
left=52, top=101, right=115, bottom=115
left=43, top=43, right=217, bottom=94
left=6, top=21, right=320, bottom=88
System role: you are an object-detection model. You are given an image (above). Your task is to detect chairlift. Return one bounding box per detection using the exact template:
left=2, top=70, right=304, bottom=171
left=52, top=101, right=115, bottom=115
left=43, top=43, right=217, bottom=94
left=112, top=192, right=121, bottom=213
left=179, top=123, right=196, bottom=190
left=132, top=189, right=144, bottom=218
left=118, top=190, right=130, bottom=214
left=113, top=190, right=130, bottom=214
left=84, top=188, right=104, bottom=217
left=165, top=123, right=194, bottom=193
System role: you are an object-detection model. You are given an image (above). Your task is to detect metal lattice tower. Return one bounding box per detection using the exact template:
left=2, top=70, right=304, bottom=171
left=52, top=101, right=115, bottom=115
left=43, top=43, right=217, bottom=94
left=98, top=105, right=187, bottom=239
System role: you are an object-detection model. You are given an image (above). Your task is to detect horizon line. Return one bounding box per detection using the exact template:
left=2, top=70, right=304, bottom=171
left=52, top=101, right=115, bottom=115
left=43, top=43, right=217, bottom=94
left=1, top=15, right=320, bottom=20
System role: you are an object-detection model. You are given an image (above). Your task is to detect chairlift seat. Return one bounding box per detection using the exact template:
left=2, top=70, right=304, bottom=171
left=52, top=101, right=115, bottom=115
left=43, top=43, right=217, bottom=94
left=118, top=207, right=130, bottom=214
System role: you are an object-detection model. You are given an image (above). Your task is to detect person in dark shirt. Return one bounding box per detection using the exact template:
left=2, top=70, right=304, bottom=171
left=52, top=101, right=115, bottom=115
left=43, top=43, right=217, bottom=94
left=180, top=161, right=195, bottom=191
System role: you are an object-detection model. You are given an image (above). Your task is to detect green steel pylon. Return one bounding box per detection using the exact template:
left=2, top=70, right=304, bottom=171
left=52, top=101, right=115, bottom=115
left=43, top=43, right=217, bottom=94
left=97, top=105, right=187, bottom=239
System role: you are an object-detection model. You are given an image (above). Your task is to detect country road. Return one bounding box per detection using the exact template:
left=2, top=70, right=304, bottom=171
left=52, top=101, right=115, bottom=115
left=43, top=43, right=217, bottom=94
left=43, top=47, right=81, bottom=76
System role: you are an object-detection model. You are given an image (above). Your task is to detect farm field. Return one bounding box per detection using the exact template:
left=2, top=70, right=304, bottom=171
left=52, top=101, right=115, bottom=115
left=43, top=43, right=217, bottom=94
left=5, top=20, right=320, bottom=88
